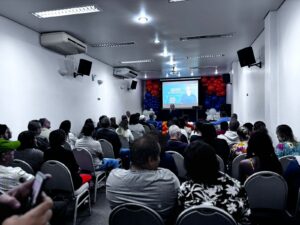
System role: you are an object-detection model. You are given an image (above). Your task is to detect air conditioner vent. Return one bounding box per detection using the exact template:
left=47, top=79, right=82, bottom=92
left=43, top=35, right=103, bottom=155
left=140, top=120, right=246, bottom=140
left=180, top=33, right=234, bottom=41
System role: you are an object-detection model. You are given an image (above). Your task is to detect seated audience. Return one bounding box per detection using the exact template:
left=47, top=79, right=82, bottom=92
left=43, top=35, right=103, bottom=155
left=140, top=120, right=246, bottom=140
left=178, top=117, right=189, bottom=142
left=27, top=120, right=49, bottom=152
left=95, top=117, right=121, bottom=158
left=253, top=121, right=268, bottom=133
left=44, top=129, right=85, bottom=190
left=165, top=125, right=188, bottom=156
left=218, top=120, right=240, bottom=148
left=189, top=121, right=202, bottom=143
left=39, top=118, right=51, bottom=141
left=239, top=131, right=282, bottom=183
left=0, top=124, right=12, bottom=140
left=15, top=131, right=44, bottom=172
left=76, top=123, right=119, bottom=171
left=139, top=115, right=151, bottom=130
left=59, top=120, right=77, bottom=150
left=243, top=122, right=254, bottom=135
left=128, top=113, right=145, bottom=139
left=0, top=139, right=34, bottom=192
left=79, top=118, right=95, bottom=139
left=201, top=123, right=230, bottom=165
left=275, top=124, right=300, bottom=157
left=106, top=135, right=180, bottom=221
left=216, top=121, right=229, bottom=135
left=0, top=180, right=53, bottom=225
left=146, top=111, right=158, bottom=128
left=230, top=126, right=250, bottom=159
left=116, top=119, right=134, bottom=148
left=109, top=117, right=119, bottom=130
left=178, top=141, right=251, bottom=225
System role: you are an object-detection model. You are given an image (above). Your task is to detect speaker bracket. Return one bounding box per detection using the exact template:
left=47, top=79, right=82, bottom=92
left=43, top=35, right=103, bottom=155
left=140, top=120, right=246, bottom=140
left=248, top=62, right=262, bottom=69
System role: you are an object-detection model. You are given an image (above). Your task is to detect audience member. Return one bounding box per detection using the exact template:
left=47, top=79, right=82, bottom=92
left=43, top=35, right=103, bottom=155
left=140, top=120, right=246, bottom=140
left=275, top=124, right=300, bottom=157
left=253, top=121, right=268, bottom=133
left=27, top=120, right=49, bottom=152
left=128, top=113, right=145, bottom=139
left=230, top=126, right=250, bottom=159
left=39, top=118, right=51, bottom=141
left=218, top=120, right=240, bottom=148
left=0, top=180, right=53, bottom=225
left=116, top=119, right=134, bottom=148
left=201, top=123, right=230, bottom=165
left=15, top=131, right=44, bottom=172
left=0, top=124, right=12, bottom=140
left=139, top=115, right=151, bottom=131
left=125, top=111, right=131, bottom=121
left=0, top=139, right=34, bottom=192
left=243, top=122, right=253, bottom=135
left=80, top=118, right=95, bottom=139
left=106, top=135, right=180, bottom=221
left=178, top=117, right=189, bottom=142
left=178, top=141, right=251, bottom=225
left=109, top=117, right=118, bottom=130
left=168, top=104, right=181, bottom=120
left=59, top=120, right=77, bottom=150
left=146, top=111, right=158, bottom=128
left=189, top=121, right=202, bottom=142
left=95, top=117, right=122, bottom=158
left=44, top=129, right=85, bottom=190
left=216, top=121, right=229, bottom=135
left=75, top=123, right=119, bottom=170
left=165, top=125, right=188, bottom=156
left=210, top=111, right=230, bottom=125
left=239, top=131, right=282, bottom=183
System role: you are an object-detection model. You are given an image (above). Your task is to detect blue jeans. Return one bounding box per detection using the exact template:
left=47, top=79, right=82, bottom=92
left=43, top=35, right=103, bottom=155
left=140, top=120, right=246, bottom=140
left=95, top=158, right=120, bottom=171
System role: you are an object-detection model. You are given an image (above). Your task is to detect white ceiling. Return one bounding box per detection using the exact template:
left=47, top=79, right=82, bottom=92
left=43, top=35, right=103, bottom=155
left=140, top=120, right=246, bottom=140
left=0, top=0, right=284, bottom=79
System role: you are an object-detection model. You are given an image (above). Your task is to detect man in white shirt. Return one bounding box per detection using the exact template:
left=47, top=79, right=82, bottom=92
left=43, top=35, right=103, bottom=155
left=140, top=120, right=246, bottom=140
left=106, top=135, right=180, bottom=221
left=0, top=139, right=34, bottom=192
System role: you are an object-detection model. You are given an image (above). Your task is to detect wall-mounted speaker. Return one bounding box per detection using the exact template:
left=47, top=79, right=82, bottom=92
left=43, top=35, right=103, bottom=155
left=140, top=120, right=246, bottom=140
left=237, top=47, right=256, bottom=67
left=77, top=59, right=92, bottom=76
left=222, top=73, right=230, bottom=84
left=130, top=80, right=137, bottom=90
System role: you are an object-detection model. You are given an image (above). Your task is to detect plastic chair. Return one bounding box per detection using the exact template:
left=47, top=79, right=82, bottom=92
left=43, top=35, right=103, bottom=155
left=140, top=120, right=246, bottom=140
left=99, top=139, right=115, bottom=158
left=143, top=125, right=151, bottom=134
left=12, top=159, right=34, bottom=175
left=216, top=155, right=225, bottom=172
left=109, top=203, right=164, bottom=225
left=41, top=160, right=91, bottom=225
left=279, top=155, right=296, bottom=173
left=176, top=205, right=237, bottom=225
left=231, top=153, right=247, bottom=179
left=166, top=150, right=187, bottom=179
left=73, top=148, right=106, bottom=203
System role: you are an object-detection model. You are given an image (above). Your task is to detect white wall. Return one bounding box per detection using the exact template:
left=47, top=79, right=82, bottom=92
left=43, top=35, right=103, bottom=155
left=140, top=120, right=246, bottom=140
left=0, top=16, right=142, bottom=138
left=232, top=32, right=265, bottom=126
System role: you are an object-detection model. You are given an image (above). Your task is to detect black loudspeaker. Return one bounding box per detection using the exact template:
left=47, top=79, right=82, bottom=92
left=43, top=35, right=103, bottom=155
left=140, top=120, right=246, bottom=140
left=77, top=59, right=92, bottom=75
left=237, top=47, right=256, bottom=67
left=130, top=80, right=137, bottom=89
left=222, top=73, right=230, bottom=84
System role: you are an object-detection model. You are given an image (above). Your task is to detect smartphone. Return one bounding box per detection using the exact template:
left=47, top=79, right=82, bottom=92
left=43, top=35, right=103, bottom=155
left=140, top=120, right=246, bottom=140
left=31, top=171, right=48, bottom=207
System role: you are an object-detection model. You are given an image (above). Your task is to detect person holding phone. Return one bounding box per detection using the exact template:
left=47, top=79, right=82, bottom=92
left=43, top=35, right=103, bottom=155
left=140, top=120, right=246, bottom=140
left=0, top=180, right=53, bottom=225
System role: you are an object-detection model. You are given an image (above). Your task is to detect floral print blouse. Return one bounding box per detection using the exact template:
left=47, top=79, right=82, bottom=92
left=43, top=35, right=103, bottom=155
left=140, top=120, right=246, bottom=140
left=178, top=173, right=251, bottom=224
left=275, top=141, right=300, bottom=157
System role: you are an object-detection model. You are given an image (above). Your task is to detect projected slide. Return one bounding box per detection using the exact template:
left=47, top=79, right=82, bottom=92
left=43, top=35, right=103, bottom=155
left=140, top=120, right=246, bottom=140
left=162, top=80, right=199, bottom=109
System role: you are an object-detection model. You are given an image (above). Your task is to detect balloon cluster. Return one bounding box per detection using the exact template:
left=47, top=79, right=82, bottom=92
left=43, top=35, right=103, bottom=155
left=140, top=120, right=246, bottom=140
left=201, top=76, right=226, bottom=111
left=144, top=80, right=161, bottom=113
left=161, top=121, right=168, bottom=136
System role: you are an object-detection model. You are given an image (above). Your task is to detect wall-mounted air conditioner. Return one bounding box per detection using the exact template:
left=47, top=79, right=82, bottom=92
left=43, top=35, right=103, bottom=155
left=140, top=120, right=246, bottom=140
left=41, top=32, right=87, bottom=55
left=113, top=67, right=139, bottom=79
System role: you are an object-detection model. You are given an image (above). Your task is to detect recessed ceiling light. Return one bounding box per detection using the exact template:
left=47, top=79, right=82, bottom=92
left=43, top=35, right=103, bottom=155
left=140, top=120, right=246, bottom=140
left=178, top=72, right=181, bottom=77
left=187, top=54, right=225, bottom=60
left=144, top=73, right=147, bottom=79
left=215, top=68, right=218, bottom=75
left=191, top=71, right=194, bottom=76
left=121, top=59, right=153, bottom=64
left=161, top=47, right=169, bottom=57
left=169, top=0, right=188, bottom=3
left=166, top=73, right=169, bottom=77
left=137, top=16, right=149, bottom=24
left=32, top=5, right=101, bottom=18
left=154, top=35, right=160, bottom=44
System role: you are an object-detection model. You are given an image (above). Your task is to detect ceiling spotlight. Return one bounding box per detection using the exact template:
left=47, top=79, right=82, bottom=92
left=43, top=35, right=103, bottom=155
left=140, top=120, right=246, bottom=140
left=191, top=71, right=194, bottom=76
left=161, top=47, right=169, bottom=57
left=137, top=16, right=149, bottom=24
left=169, top=0, right=188, bottom=2
left=154, top=35, right=160, bottom=44
left=215, top=68, right=218, bottom=75
left=166, top=73, right=169, bottom=77
left=178, top=72, right=181, bottom=77
left=144, top=73, right=147, bottom=79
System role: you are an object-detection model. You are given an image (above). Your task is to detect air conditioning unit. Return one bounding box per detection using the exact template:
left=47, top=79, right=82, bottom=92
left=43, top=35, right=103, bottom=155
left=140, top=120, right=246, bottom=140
left=41, top=32, right=87, bottom=55
left=113, top=67, right=139, bottom=79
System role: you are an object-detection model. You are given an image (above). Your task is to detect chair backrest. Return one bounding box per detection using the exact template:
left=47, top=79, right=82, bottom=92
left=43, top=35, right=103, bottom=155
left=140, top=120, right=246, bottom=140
left=166, top=150, right=187, bottom=179
left=279, top=155, right=296, bottom=173
left=176, top=205, right=237, bottom=225
left=99, top=139, right=115, bottom=158
left=73, top=147, right=95, bottom=174
left=41, top=160, right=75, bottom=194
left=109, top=203, right=164, bottom=225
left=216, top=155, right=225, bottom=172
left=11, top=159, right=34, bottom=175
left=143, top=125, right=151, bottom=134
left=231, top=153, right=247, bottom=179
left=63, top=141, right=72, bottom=151
left=244, top=171, right=288, bottom=210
